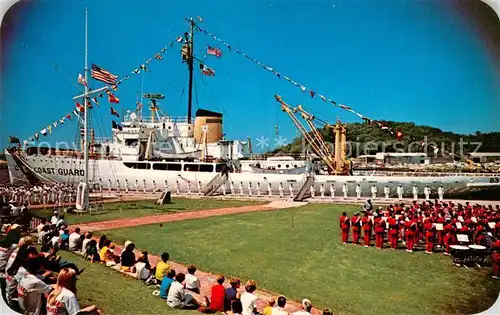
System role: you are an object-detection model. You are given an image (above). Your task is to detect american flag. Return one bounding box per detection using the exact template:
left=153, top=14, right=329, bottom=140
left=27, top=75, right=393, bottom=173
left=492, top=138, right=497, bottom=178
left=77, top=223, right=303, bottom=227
left=201, top=65, right=215, bottom=76
left=91, top=64, right=117, bottom=85
left=207, top=46, right=222, bottom=58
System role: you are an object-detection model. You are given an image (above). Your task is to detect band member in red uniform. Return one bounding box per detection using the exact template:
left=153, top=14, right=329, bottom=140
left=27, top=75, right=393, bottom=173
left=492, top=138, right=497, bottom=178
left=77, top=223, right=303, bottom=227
left=351, top=212, right=362, bottom=245
left=405, top=216, right=417, bottom=252
left=362, top=212, right=373, bottom=247
left=374, top=216, right=386, bottom=249
left=436, top=214, right=446, bottom=248
left=495, top=221, right=500, bottom=238
left=491, top=242, right=500, bottom=279
left=340, top=212, right=350, bottom=244
left=475, top=225, right=486, bottom=246
left=424, top=219, right=436, bottom=254
left=443, top=220, right=456, bottom=255
left=388, top=215, right=399, bottom=250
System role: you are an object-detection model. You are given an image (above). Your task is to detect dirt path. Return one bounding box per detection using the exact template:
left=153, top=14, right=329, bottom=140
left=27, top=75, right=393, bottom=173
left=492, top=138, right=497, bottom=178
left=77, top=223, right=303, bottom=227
left=70, top=200, right=321, bottom=314
left=74, top=200, right=304, bottom=232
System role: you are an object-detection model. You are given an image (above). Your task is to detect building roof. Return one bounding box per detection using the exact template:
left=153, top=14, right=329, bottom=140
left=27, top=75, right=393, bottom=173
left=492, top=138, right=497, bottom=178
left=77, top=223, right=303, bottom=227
left=469, top=152, right=500, bottom=157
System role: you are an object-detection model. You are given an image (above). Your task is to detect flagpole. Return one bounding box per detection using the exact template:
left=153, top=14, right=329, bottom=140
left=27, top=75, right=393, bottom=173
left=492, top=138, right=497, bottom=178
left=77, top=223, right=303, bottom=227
left=187, top=17, right=194, bottom=123
left=83, top=7, right=89, bottom=198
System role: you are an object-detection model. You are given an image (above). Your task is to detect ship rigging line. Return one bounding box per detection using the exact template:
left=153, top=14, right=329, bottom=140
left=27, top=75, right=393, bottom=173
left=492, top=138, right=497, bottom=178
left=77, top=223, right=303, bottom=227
left=192, top=22, right=467, bottom=161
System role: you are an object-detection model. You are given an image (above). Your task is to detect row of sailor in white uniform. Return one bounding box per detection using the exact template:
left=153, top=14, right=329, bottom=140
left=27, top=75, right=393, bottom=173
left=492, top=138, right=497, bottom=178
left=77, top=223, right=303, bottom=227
left=93, top=177, right=445, bottom=201
left=0, top=183, right=76, bottom=206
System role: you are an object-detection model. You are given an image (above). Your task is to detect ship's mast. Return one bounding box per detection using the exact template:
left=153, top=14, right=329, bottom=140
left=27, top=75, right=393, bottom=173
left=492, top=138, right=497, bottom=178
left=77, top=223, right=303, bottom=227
left=83, top=7, right=89, bottom=188
left=187, top=17, right=194, bottom=123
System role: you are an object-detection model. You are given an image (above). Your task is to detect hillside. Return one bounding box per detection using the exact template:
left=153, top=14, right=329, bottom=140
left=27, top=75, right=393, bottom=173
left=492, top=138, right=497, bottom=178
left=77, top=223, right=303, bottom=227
left=272, top=121, right=500, bottom=158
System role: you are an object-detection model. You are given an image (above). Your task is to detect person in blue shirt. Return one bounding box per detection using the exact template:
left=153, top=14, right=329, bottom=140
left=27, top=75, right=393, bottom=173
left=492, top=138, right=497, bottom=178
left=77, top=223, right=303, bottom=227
left=160, top=269, right=176, bottom=299
left=60, top=229, right=70, bottom=250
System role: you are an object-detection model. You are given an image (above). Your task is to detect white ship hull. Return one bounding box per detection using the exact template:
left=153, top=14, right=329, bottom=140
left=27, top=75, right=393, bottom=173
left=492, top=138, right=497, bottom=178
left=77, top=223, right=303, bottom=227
left=6, top=151, right=500, bottom=199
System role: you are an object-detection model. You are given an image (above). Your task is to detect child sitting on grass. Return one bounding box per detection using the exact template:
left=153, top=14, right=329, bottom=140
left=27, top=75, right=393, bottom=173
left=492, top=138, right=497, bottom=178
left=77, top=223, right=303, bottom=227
left=185, top=264, right=201, bottom=294
left=263, top=298, right=275, bottom=315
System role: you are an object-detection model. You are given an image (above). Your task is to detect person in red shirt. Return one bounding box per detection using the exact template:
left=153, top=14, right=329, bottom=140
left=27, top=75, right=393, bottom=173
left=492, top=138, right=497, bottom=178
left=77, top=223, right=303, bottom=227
left=362, top=212, right=373, bottom=247
left=374, top=216, right=386, bottom=249
left=388, top=216, right=399, bottom=250
left=340, top=212, right=350, bottom=244
left=424, top=220, right=436, bottom=254
left=443, top=221, right=456, bottom=255
left=495, top=221, right=500, bottom=238
left=351, top=212, right=362, bottom=245
left=436, top=214, right=446, bottom=248
left=209, top=275, right=226, bottom=312
left=405, top=216, right=417, bottom=252
left=475, top=225, right=486, bottom=246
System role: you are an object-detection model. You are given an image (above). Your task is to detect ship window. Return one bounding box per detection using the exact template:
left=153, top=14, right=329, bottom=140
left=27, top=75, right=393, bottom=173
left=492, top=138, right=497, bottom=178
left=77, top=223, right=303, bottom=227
left=286, top=164, right=289, bottom=168
left=168, top=126, right=172, bottom=130
left=183, top=164, right=199, bottom=172
left=277, top=164, right=281, bottom=168
left=124, top=162, right=151, bottom=170
left=167, top=163, right=182, bottom=171
left=163, top=123, right=165, bottom=129
left=199, top=164, right=214, bottom=172
left=153, top=163, right=167, bottom=171
left=215, top=164, right=225, bottom=172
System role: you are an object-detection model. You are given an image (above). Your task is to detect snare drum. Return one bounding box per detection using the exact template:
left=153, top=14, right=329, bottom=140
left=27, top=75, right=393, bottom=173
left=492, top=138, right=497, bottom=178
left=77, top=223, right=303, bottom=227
left=450, top=245, right=469, bottom=266
left=468, top=244, right=487, bottom=266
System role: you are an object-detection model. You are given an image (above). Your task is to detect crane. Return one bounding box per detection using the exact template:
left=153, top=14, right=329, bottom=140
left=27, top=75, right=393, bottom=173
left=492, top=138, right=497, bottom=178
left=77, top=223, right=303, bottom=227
left=275, top=95, right=349, bottom=174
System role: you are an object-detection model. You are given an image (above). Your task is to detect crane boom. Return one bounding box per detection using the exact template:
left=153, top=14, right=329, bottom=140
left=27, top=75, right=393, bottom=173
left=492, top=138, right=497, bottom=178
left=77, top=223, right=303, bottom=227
left=275, top=95, right=336, bottom=173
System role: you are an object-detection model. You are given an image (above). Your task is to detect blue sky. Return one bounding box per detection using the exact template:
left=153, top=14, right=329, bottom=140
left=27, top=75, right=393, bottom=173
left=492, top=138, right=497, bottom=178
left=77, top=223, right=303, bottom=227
left=1, top=0, right=499, bottom=151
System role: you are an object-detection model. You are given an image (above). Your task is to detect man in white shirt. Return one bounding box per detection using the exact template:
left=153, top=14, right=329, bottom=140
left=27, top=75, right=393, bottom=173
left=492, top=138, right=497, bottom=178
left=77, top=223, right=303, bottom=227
left=18, top=258, right=53, bottom=315
left=292, top=299, right=313, bottom=315
left=81, top=232, right=92, bottom=254
left=272, top=295, right=289, bottom=315
left=68, top=228, right=81, bottom=251
left=50, top=212, right=59, bottom=225
left=167, top=273, right=200, bottom=309
left=241, top=280, right=258, bottom=315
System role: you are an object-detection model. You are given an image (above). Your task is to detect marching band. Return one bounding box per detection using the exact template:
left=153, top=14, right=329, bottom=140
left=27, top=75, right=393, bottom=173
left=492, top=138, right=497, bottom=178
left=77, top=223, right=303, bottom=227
left=339, top=200, right=500, bottom=278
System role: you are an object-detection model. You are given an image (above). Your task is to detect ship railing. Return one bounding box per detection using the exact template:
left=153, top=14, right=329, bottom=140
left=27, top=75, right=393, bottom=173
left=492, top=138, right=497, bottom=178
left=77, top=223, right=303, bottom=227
left=123, top=116, right=191, bottom=124
left=353, top=171, right=499, bottom=177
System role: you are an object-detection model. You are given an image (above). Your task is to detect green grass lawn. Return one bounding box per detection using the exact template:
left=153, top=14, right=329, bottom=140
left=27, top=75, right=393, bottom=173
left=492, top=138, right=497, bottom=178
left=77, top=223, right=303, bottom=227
left=30, top=198, right=266, bottom=225
left=101, top=203, right=500, bottom=315
left=56, top=251, right=196, bottom=315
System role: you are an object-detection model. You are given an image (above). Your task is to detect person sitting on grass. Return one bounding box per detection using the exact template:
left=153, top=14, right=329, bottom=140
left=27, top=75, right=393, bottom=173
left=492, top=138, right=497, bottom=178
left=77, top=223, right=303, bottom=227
left=46, top=268, right=101, bottom=315
left=50, top=230, right=61, bottom=249
left=40, top=245, right=84, bottom=275
left=240, top=280, right=258, bottom=315
left=135, top=251, right=151, bottom=281
left=60, top=229, right=70, bottom=250
left=167, top=272, right=202, bottom=310
left=50, top=212, right=59, bottom=225
left=17, top=255, right=54, bottom=315
left=209, top=275, right=226, bottom=313
left=185, top=264, right=201, bottom=294
left=263, top=298, right=275, bottom=315
left=272, top=295, right=289, bottom=315
left=99, top=240, right=119, bottom=266
left=84, top=240, right=100, bottom=263
left=68, top=228, right=81, bottom=251
left=292, top=299, right=313, bottom=315
left=160, top=269, right=176, bottom=299
left=155, top=252, right=170, bottom=283
left=97, top=235, right=107, bottom=251
left=56, top=215, right=67, bottom=229
left=224, top=277, right=241, bottom=312
left=322, top=309, right=333, bottom=315
left=81, top=232, right=92, bottom=254
left=36, top=218, right=47, bottom=244
left=228, top=299, right=243, bottom=315
left=120, top=241, right=136, bottom=273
